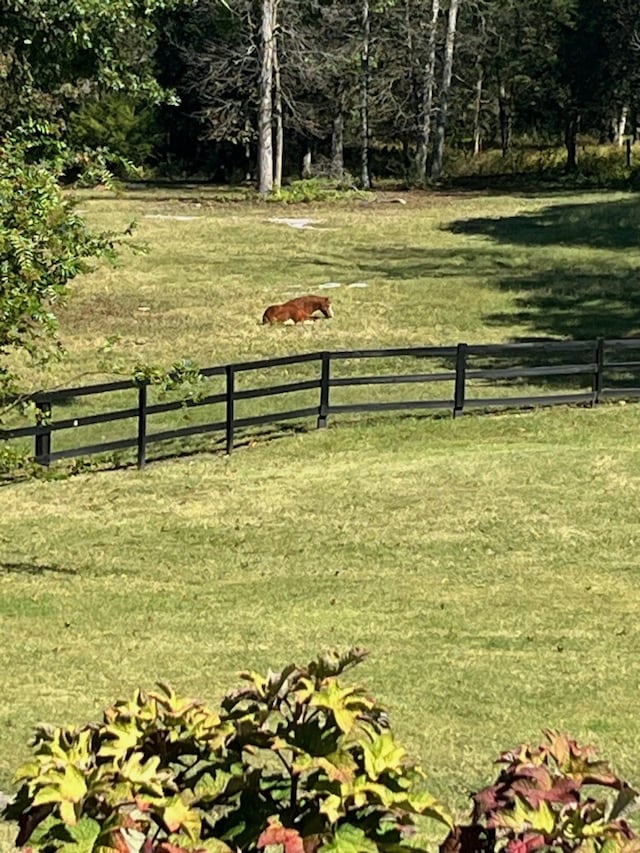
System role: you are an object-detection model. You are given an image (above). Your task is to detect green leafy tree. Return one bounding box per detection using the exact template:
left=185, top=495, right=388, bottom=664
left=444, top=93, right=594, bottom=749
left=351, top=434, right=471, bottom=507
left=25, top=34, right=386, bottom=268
left=0, top=140, right=128, bottom=406
left=0, top=0, right=200, bottom=410
left=0, top=0, right=185, bottom=139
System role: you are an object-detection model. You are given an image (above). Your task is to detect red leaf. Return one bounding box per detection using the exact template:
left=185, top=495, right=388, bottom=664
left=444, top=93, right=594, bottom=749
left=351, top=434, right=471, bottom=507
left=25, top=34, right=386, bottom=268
left=110, top=829, right=133, bottom=853
left=258, top=822, right=305, bottom=853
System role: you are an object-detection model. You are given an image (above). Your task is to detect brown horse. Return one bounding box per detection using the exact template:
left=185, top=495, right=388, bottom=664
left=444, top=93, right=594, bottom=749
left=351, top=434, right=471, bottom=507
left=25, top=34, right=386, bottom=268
left=286, top=295, right=333, bottom=319
left=262, top=303, right=313, bottom=324
left=262, top=294, right=333, bottom=325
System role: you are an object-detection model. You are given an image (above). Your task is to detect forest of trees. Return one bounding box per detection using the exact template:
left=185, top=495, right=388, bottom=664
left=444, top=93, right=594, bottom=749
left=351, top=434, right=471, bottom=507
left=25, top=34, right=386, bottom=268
left=2, top=0, right=640, bottom=189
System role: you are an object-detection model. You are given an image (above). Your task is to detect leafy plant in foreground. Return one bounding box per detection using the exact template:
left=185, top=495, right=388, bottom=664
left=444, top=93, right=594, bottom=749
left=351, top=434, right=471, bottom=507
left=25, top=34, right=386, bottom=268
left=441, top=730, right=640, bottom=853
left=3, top=648, right=451, bottom=853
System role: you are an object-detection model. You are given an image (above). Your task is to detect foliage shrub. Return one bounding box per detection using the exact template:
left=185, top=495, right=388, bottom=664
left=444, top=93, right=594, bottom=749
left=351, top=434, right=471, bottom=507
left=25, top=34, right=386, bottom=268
left=444, top=146, right=565, bottom=179
left=442, top=730, right=639, bottom=853
left=268, top=179, right=365, bottom=204
left=0, top=138, right=131, bottom=404
left=67, top=96, right=163, bottom=176
left=2, top=648, right=451, bottom=853
left=572, top=146, right=636, bottom=187
left=445, top=142, right=640, bottom=188
left=4, top=651, right=639, bottom=853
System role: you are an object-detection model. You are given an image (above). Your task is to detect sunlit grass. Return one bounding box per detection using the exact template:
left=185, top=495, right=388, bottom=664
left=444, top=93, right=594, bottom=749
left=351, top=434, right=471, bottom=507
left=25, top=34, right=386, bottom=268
left=3, top=186, right=640, bottom=842
left=13, top=185, right=640, bottom=393
left=3, top=404, right=640, bottom=814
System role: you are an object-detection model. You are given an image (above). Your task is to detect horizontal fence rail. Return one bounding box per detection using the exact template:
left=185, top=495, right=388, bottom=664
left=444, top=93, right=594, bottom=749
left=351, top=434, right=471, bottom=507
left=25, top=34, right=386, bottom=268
left=3, top=337, right=640, bottom=469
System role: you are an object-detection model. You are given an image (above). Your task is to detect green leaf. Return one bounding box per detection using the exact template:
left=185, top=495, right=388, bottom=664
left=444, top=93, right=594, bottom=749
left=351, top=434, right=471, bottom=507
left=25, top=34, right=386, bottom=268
left=309, top=681, right=373, bottom=735
left=98, top=721, right=141, bottom=758
left=320, top=823, right=379, bottom=853
left=361, top=732, right=406, bottom=780
left=59, top=800, right=79, bottom=826
left=498, top=796, right=556, bottom=835
left=403, top=789, right=452, bottom=827
left=32, top=764, right=87, bottom=809
left=54, top=816, right=101, bottom=853
left=161, top=794, right=201, bottom=840
left=32, top=785, right=66, bottom=807
left=14, top=760, right=43, bottom=783
left=119, top=752, right=165, bottom=796
left=197, top=839, right=235, bottom=853
left=320, top=794, right=344, bottom=824
left=193, top=770, right=234, bottom=801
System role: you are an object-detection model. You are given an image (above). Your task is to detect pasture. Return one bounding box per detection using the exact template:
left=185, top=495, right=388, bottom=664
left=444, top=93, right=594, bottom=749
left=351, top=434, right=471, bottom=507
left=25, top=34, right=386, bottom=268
left=2, top=186, right=640, bottom=831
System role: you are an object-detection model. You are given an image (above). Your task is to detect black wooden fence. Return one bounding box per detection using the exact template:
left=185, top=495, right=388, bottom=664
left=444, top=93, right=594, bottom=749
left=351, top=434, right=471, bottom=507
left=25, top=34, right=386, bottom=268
left=2, top=337, right=640, bottom=469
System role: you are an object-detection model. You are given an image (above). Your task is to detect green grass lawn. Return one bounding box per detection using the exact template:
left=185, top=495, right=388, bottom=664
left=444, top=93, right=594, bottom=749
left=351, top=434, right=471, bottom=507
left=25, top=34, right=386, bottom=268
left=3, top=404, right=640, bottom=812
left=3, top=186, right=640, bottom=840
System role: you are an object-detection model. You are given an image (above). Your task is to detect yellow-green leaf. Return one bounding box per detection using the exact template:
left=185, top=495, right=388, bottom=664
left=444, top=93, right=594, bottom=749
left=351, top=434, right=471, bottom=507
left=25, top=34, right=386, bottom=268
left=59, top=799, right=78, bottom=826
left=320, top=793, right=345, bottom=824
left=59, top=764, right=88, bottom=803
left=162, top=794, right=201, bottom=840
left=361, top=732, right=406, bottom=780
left=99, top=721, right=141, bottom=758
left=32, top=784, right=65, bottom=807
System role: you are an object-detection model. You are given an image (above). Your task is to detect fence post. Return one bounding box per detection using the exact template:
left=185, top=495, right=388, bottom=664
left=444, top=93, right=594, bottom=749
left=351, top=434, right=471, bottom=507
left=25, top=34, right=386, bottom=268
left=592, top=337, right=604, bottom=406
left=317, top=352, right=331, bottom=429
left=137, top=383, right=148, bottom=469
left=34, top=400, right=52, bottom=466
left=225, top=365, right=235, bottom=454
left=453, top=343, right=467, bottom=418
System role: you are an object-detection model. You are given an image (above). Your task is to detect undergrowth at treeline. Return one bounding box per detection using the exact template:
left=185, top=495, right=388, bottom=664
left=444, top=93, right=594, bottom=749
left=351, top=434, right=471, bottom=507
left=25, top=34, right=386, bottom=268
left=3, top=649, right=639, bottom=853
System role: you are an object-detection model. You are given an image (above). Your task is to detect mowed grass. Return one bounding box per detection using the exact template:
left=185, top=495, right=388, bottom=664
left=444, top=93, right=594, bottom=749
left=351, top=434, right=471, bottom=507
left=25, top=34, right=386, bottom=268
left=3, top=186, right=640, bottom=834
left=3, top=404, right=640, bottom=815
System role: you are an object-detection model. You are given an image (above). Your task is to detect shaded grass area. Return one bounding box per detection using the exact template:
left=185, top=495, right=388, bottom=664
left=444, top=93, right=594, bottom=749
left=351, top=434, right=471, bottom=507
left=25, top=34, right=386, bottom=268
left=2, top=404, right=640, bottom=816
left=447, top=195, right=640, bottom=341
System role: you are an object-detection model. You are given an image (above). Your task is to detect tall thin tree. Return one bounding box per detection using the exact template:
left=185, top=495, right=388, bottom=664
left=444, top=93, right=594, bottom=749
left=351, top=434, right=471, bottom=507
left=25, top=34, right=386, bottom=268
left=258, top=0, right=277, bottom=194
left=430, top=0, right=461, bottom=181
left=415, top=0, right=440, bottom=184
left=360, top=0, right=372, bottom=189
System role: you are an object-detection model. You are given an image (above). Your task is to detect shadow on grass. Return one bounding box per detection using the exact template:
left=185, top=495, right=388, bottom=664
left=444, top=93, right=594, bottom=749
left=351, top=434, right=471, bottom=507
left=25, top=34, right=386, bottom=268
left=0, top=561, right=78, bottom=576
left=0, top=420, right=314, bottom=484
left=449, top=195, right=640, bottom=251
left=318, top=195, right=640, bottom=343
left=448, top=195, right=640, bottom=342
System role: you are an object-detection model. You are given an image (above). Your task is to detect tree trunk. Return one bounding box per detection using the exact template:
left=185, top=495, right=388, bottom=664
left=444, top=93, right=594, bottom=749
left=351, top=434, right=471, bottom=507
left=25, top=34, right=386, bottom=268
left=258, top=0, right=276, bottom=195
left=272, top=21, right=283, bottom=190
left=360, top=0, right=371, bottom=189
left=614, top=105, right=628, bottom=147
left=331, top=100, right=345, bottom=181
left=302, top=149, right=312, bottom=178
left=565, top=110, right=579, bottom=172
left=472, top=64, right=483, bottom=156
left=431, top=0, right=461, bottom=182
left=415, top=0, right=440, bottom=185
left=498, top=82, right=511, bottom=157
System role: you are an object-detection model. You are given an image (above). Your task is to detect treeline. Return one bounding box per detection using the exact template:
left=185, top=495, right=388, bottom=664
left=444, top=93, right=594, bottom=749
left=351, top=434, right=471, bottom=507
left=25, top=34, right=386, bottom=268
left=2, top=0, right=640, bottom=186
